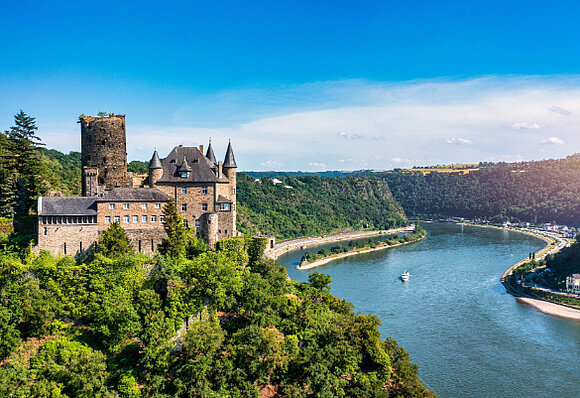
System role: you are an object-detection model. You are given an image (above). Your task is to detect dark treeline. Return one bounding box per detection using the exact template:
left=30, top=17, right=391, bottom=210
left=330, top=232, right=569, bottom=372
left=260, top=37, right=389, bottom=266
left=237, top=174, right=409, bottom=240
left=373, top=155, right=580, bottom=225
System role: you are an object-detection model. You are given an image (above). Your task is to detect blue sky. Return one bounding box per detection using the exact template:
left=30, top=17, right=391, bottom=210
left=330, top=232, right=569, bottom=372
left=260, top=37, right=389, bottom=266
left=2, top=0, right=580, bottom=170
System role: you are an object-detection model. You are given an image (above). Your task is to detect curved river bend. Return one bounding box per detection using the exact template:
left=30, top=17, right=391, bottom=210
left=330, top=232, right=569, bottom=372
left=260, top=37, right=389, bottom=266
left=279, top=223, right=580, bottom=398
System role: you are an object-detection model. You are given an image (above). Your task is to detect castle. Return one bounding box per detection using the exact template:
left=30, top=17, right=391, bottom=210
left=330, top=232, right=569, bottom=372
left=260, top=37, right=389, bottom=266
left=36, top=114, right=238, bottom=255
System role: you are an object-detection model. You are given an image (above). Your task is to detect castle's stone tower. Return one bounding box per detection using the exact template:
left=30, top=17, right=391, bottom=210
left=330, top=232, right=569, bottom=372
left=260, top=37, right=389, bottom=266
left=80, top=115, right=128, bottom=196
left=148, top=150, right=163, bottom=188
left=222, top=141, right=237, bottom=235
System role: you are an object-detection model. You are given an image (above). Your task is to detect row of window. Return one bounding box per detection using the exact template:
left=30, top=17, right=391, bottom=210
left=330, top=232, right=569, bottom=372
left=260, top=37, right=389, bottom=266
left=105, top=215, right=165, bottom=224
left=180, top=187, right=209, bottom=194
left=42, top=216, right=97, bottom=224
left=108, top=203, right=162, bottom=210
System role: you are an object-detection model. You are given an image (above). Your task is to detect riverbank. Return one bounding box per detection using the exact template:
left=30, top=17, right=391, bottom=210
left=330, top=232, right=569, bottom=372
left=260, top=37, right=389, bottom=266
left=297, top=232, right=426, bottom=270
left=460, top=222, right=580, bottom=320
left=269, top=226, right=415, bottom=259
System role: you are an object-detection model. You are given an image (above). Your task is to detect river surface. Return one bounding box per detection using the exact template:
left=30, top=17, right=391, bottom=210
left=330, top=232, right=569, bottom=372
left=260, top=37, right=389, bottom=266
left=278, top=222, right=580, bottom=398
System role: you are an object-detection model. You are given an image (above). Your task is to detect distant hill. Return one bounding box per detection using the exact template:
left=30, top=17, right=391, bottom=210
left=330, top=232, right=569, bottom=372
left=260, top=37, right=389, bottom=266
left=237, top=173, right=408, bottom=239
left=242, top=170, right=364, bottom=178
left=372, top=154, right=580, bottom=225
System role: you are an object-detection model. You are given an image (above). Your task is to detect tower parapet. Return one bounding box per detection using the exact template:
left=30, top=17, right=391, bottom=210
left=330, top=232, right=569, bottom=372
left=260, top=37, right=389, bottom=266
left=80, top=114, right=128, bottom=195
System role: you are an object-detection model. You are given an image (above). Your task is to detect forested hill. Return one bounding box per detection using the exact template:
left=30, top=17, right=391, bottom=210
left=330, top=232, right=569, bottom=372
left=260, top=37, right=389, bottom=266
left=237, top=173, right=409, bottom=240
left=374, top=154, right=580, bottom=225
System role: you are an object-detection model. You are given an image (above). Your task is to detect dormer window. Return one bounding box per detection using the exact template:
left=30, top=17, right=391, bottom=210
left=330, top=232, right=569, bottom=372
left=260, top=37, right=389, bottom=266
left=180, top=171, right=190, bottom=178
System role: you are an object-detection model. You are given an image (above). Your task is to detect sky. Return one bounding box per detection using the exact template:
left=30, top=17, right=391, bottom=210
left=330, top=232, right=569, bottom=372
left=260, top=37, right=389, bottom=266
left=2, top=0, right=580, bottom=170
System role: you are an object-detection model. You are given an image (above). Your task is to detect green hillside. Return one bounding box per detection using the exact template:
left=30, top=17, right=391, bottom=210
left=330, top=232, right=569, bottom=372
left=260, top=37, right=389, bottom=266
left=237, top=174, right=409, bottom=240
left=376, top=155, right=580, bottom=225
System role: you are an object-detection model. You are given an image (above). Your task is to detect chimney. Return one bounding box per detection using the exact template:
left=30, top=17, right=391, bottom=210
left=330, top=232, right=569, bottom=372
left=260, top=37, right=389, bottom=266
left=199, top=144, right=204, bottom=154
left=218, top=161, right=223, bottom=178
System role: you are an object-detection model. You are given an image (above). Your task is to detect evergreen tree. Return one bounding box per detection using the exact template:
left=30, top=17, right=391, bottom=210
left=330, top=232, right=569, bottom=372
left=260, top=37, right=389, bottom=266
left=97, top=222, right=134, bottom=257
left=159, top=200, right=188, bottom=258
left=0, top=169, right=16, bottom=218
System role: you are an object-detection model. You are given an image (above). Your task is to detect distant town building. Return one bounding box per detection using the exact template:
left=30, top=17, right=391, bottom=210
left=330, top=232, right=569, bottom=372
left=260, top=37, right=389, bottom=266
left=36, top=115, right=238, bottom=256
left=566, top=274, right=580, bottom=294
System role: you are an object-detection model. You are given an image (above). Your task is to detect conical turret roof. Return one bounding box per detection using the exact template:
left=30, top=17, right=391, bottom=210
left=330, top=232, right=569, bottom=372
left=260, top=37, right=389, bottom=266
left=206, top=139, right=217, bottom=165
left=223, top=140, right=237, bottom=168
left=148, top=150, right=162, bottom=169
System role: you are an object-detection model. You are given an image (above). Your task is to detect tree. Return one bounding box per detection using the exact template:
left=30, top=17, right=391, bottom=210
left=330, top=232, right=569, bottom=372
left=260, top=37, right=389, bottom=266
left=308, top=272, right=332, bottom=291
left=97, top=222, right=134, bottom=257
left=159, top=200, right=188, bottom=258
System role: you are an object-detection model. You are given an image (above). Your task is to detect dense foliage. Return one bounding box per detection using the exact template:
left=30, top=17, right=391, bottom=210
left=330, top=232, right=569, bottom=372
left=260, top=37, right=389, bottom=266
left=0, top=225, right=433, bottom=397
left=237, top=174, right=408, bottom=240
left=377, top=155, right=580, bottom=225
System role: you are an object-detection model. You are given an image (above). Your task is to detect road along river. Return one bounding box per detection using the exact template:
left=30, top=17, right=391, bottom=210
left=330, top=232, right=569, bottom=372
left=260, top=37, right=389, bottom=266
left=278, top=222, right=580, bottom=398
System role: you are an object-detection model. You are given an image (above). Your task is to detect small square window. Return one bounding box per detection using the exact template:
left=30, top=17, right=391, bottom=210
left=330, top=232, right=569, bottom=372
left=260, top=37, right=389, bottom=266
left=202, top=187, right=208, bottom=194
left=142, top=215, right=148, bottom=223
left=123, top=203, right=130, bottom=210
left=181, top=187, right=187, bottom=194
left=181, top=203, right=187, bottom=211
left=155, top=203, right=161, bottom=209
left=160, top=215, right=165, bottom=223
left=133, top=215, right=138, bottom=223
left=142, top=203, right=148, bottom=210
left=183, top=219, right=188, bottom=227
left=105, top=216, right=111, bottom=224
left=123, top=215, right=129, bottom=223
left=195, top=220, right=200, bottom=229
left=151, top=215, right=157, bottom=223
left=109, top=203, right=115, bottom=210
left=202, top=203, right=208, bottom=211
left=114, top=216, right=120, bottom=223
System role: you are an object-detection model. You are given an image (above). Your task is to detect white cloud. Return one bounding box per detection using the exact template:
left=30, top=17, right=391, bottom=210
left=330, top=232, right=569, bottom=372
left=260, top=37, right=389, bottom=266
left=391, top=157, right=411, bottom=163
left=35, top=76, right=580, bottom=170
left=541, top=137, right=565, bottom=145
left=511, top=122, right=542, bottom=130
left=260, top=160, right=285, bottom=169
left=549, top=106, right=571, bottom=115
left=446, top=137, right=473, bottom=145
left=338, top=131, right=363, bottom=140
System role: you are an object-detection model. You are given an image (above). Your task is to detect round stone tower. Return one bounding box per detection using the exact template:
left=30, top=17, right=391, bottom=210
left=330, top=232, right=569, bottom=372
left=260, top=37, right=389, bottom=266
left=80, top=114, right=128, bottom=195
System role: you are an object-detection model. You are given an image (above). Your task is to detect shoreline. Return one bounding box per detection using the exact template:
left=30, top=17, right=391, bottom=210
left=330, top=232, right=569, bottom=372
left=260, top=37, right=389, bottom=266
left=297, top=234, right=426, bottom=270
left=460, top=222, right=580, bottom=321
left=269, top=226, right=415, bottom=259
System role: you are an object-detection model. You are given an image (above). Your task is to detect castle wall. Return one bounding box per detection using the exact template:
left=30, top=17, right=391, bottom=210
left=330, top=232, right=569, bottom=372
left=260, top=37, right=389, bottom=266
left=80, top=115, right=128, bottom=195
left=37, top=222, right=99, bottom=256
left=155, top=182, right=215, bottom=229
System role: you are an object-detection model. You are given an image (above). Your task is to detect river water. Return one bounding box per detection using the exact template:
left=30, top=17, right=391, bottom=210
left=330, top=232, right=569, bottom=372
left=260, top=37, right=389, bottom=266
left=278, top=222, right=580, bottom=398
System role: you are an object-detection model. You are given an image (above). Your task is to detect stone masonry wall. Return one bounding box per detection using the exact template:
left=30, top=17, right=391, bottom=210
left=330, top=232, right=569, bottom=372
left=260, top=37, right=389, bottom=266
left=156, top=182, right=215, bottom=230
left=80, top=115, right=128, bottom=194
left=36, top=223, right=99, bottom=256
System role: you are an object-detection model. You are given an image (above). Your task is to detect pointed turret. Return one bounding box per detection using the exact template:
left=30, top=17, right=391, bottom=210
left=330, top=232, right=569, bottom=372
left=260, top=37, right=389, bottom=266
left=148, top=150, right=163, bottom=187
left=206, top=138, right=217, bottom=165
left=148, top=150, right=162, bottom=169
left=223, top=140, right=237, bottom=169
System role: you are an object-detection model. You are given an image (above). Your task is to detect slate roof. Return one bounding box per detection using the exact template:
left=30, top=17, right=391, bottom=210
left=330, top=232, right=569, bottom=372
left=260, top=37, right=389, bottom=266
left=148, top=150, right=162, bottom=169
left=217, top=195, right=233, bottom=203
left=223, top=141, right=237, bottom=168
left=206, top=142, right=217, bottom=165
left=39, top=197, right=97, bottom=216
left=158, top=146, right=219, bottom=183
left=96, top=188, right=170, bottom=202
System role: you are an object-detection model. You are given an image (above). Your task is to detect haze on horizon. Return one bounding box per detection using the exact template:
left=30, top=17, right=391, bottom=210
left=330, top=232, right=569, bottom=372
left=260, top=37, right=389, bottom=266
left=2, top=0, right=580, bottom=171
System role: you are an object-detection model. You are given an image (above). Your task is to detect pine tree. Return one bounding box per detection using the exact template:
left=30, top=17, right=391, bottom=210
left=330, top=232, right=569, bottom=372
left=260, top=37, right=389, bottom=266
left=159, top=200, right=188, bottom=258
left=0, top=169, right=16, bottom=218
left=97, top=222, right=134, bottom=257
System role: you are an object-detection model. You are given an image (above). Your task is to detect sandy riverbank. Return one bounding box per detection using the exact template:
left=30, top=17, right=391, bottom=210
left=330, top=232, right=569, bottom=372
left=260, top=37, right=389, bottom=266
left=269, top=226, right=415, bottom=259
left=516, top=297, right=580, bottom=320
left=297, top=234, right=426, bottom=270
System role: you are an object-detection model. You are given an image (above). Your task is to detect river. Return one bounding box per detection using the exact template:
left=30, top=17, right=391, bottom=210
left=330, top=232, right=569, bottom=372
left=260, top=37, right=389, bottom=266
left=278, top=222, right=580, bottom=398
